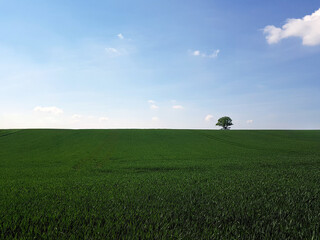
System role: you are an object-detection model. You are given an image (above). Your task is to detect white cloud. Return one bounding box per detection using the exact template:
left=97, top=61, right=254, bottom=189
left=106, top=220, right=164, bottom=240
left=205, top=114, right=214, bottom=122
left=152, top=117, right=159, bottom=121
left=246, top=120, right=253, bottom=124
left=99, top=117, right=109, bottom=122
left=172, top=105, right=184, bottom=109
left=192, top=49, right=220, bottom=58
left=193, top=50, right=200, bottom=56
left=150, top=104, right=159, bottom=109
left=264, top=26, right=283, bottom=44
left=148, top=100, right=155, bottom=104
left=117, top=33, right=124, bottom=39
left=33, top=106, right=63, bottom=115
left=264, top=8, right=320, bottom=46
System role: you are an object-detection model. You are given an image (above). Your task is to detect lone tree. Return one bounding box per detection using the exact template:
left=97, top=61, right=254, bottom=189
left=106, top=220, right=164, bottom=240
left=216, top=116, right=233, bottom=130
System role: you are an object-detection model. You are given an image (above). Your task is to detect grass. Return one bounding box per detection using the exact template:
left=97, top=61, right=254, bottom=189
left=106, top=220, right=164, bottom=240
left=0, top=129, right=320, bottom=239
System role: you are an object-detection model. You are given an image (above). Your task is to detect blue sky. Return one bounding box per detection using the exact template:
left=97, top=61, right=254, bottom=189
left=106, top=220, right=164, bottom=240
left=0, top=0, right=319, bottom=129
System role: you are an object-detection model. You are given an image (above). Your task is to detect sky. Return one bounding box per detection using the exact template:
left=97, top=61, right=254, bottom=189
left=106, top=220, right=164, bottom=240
left=0, top=0, right=320, bottom=129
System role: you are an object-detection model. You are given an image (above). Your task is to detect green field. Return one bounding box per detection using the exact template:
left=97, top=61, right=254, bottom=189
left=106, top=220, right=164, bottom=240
left=1, top=129, right=320, bottom=239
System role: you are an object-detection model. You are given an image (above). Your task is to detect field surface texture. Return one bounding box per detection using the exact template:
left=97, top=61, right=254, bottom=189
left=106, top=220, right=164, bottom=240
left=0, top=129, right=320, bottom=239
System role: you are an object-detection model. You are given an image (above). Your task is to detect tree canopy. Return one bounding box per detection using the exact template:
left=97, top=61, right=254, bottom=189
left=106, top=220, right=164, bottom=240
left=216, top=116, right=233, bottom=130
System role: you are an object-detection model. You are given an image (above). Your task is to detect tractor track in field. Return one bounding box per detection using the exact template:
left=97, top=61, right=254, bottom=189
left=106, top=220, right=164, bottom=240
left=198, top=132, right=265, bottom=151
left=0, top=130, right=23, bottom=138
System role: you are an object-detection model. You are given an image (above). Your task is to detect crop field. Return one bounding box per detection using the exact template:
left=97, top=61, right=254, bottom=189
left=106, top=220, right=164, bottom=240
left=0, top=129, right=320, bottom=239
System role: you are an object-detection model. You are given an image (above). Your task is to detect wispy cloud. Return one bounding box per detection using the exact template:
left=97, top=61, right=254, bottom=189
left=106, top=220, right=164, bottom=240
left=209, top=49, right=220, bottom=58
left=71, top=114, right=81, bottom=122
left=105, top=47, right=119, bottom=54
left=99, top=117, right=109, bottom=121
left=264, top=8, right=320, bottom=46
left=148, top=100, right=159, bottom=109
left=33, top=106, right=63, bottom=115
left=191, top=49, right=220, bottom=58
left=117, top=33, right=124, bottom=40
left=246, top=120, right=253, bottom=124
left=105, top=47, right=125, bottom=56
left=205, top=114, right=214, bottom=122
left=72, top=114, right=82, bottom=119
left=152, top=117, right=159, bottom=121
left=172, top=105, right=184, bottom=109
